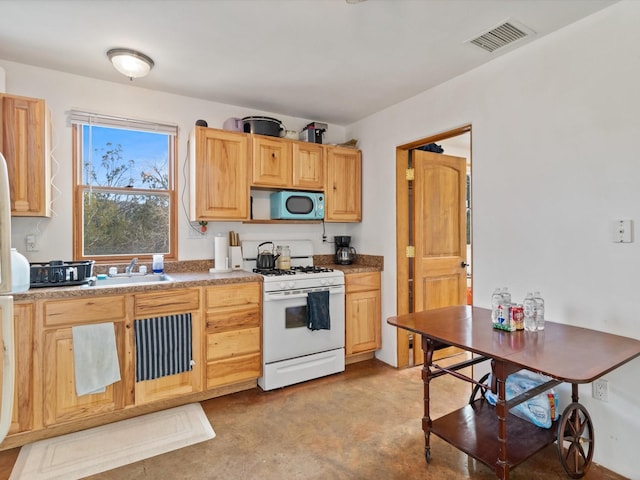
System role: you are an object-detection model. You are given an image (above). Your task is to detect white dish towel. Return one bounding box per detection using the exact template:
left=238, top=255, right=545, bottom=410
left=72, top=322, right=121, bottom=396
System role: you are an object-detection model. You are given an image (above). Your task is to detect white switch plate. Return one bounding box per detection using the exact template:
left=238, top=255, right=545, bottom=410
left=592, top=379, right=609, bottom=402
left=612, top=219, right=632, bottom=243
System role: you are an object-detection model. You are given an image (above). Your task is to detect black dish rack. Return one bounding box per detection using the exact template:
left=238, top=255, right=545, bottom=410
left=29, top=260, right=95, bottom=288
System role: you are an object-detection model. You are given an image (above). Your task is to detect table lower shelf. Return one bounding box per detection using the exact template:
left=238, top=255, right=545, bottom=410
left=430, top=400, right=558, bottom=470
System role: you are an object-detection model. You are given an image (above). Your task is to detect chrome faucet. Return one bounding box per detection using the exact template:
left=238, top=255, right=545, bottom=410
left=125, top=257, right=138, bottom=275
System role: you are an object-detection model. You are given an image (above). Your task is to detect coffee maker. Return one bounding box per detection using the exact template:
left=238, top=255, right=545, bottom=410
left=334, top=236, right=357, bottom=265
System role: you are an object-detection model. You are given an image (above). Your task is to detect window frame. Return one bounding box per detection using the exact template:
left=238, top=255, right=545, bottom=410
left=71, top=119, right=178, bottom=263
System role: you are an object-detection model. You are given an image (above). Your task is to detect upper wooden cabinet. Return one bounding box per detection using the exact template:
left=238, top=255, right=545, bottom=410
left=251, top=135, right=292, bottom=187
left=189, top=127, right=250, bottom=221
left=0, top=94, right=51, bottom=217
left=292, top=141, right=324, bottom=190
left=325, top=146, right=362, bottom=222
left=251, top=136, right=324, bottom=191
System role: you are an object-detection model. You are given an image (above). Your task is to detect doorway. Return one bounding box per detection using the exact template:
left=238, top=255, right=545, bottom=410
left=395, top=126, right=472, bottom=367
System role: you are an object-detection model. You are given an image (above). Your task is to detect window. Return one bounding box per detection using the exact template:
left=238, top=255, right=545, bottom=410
left=71, top=111, right=177, bottom=262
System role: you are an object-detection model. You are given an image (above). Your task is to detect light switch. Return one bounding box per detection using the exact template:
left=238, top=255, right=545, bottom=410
left=612, top=219, right=633, bottom=243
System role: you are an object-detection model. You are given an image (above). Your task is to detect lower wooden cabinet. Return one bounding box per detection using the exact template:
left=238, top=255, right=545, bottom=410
left=204, top=283, right=261, bottom=389
left=345, top=272, right=382, bottom=358
left=10, top=302, right=34, bottom=434
left=133, top=289, right=203, bottom=405
left=2, top=281, right=263, bottom=448
left=41, top=296, right=127, bottom=426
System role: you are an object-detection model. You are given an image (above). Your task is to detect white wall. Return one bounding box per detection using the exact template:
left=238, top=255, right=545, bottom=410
left=0, top=60, right=356, bottom=262
left=348, top=1, right=640, bottom=477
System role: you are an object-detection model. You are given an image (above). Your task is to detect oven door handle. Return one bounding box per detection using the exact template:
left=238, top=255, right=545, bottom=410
left=264, top=289, right=343, bottom=301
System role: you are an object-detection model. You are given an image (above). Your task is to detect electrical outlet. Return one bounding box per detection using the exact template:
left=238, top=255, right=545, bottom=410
left=26, top=234, right=37, bottom=252
left=187, top=224, right=206, bottom=239
left=592, top=379, right=609, bottom=402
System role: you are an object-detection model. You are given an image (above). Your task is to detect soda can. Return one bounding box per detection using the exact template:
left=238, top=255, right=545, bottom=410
left=511, top=305, right=524, bottom=331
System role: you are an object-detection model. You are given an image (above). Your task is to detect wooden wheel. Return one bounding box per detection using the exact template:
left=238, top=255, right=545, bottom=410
left=557, top=402, right=594, bottom=478
left=469, top=373, right=490, bottom=404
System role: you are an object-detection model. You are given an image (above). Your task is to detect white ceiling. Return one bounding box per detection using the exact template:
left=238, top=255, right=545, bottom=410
left=0, top=0, right=617, bottom=125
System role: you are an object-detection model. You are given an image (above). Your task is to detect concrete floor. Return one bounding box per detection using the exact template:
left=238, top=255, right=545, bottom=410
left=0, top=358, right=628, bottom=479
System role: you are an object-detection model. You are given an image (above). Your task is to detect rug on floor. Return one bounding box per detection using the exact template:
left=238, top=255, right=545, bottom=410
left=9, top=402, right=215, bottom=480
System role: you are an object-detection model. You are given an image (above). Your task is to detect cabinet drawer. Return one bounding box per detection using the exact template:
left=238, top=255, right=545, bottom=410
left=207, top=327, right=260, bottom=361
left=43, top=296, right=126, bottom=327
left=345, top=272, right=381, bottom=293
left=205, top=283, right=260, bottom=309
left=206, top=305, right=260, bottom=332
left=206, top=353, right=261, bottom=389
left=135, top=289, right=200, bottom=317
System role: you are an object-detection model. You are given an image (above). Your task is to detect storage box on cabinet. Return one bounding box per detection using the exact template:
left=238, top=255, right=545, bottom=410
left=205, top=283, right=261, bottom=389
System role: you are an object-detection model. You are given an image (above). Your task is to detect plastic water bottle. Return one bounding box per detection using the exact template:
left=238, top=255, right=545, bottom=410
left=533, top=291, right=545, bottom=330
left=523, top=292, right=536, bottom=332
left=491, top=288, right=503, bottom=325
left=501, top=287, right=512, bottom=306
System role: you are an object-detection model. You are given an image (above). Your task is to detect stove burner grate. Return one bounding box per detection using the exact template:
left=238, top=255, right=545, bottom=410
left=253, top=268, right=296, bottom=276
left=291, top=265, right=334, bottom=273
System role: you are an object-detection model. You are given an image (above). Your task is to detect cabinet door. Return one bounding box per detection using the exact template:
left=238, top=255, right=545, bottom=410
left=43, top=324, right=126, bottom=426
left=251, top=135, right=292, bottom=187
left=292, top=142, right=324, bottom=190
left=0, top=94, right=51, bottom=217
left=133, top=289, right=202, bottom=405
left=205, top=283, right=261, bottom=389
left=9, top=303, right=34, bottom=434
left=325, top=147, right=361, bottom=222
left=190, top=127, right=250, bottom=221
left=345, top=272, right=381, bottom=356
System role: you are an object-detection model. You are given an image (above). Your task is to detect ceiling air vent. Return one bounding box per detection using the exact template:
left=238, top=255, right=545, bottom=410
left=469, top=21, right=531, bottom=53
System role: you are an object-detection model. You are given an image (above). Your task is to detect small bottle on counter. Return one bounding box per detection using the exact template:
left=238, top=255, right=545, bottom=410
left=534, top=291, right=545, bottom=331
left=152, top=254, right=164, bottom=274
left=523, top=292, right=537, bottom=332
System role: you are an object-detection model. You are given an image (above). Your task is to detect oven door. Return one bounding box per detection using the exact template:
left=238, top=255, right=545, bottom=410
left=262, top=285, right=345, bottom=364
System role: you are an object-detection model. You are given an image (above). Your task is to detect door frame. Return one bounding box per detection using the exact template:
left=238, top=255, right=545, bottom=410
left=395, top=125, right=472, bottom=368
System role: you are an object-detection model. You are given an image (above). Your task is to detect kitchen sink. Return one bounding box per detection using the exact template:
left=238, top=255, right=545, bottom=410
left=91, top=273, right=173, bottom=287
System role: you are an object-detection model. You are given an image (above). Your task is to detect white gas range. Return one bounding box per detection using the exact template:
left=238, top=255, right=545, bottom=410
left=242, top=240, right=345, bottom=391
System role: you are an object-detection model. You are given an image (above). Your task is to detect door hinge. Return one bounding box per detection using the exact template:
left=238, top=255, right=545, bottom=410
left=406, top=246, right=415, bottom=258
left=405, top=168, right=415, bottom=181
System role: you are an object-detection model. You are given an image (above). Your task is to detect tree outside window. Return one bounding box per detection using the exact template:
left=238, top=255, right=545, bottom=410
left=72, top=120, right=176, bottom=261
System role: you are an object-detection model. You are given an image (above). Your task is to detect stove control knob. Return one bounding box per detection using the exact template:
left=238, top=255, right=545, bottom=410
left=288, top=281, right=295, bottom=289
left=319, top=278, right=328, bottom=286
left=279, top=282, right=287, bottom=290
left=326, top=278, right=335, bottom=285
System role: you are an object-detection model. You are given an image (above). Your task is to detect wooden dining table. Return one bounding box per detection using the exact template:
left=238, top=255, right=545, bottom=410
left=388, top=305, right=640, bottom=480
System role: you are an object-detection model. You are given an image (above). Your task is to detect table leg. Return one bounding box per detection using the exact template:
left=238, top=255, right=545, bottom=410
left=421, top=335, right=436, bottom=463
left=493, top=360, right=510, bottom=480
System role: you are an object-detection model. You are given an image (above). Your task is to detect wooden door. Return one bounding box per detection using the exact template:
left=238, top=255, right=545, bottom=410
left=411, top=150, right=468, bottom=363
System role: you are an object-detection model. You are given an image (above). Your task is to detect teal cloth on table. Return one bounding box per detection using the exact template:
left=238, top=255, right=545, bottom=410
left=307, top=290, right=331, bottom=330
left=72, top=322, right=121, bottom=396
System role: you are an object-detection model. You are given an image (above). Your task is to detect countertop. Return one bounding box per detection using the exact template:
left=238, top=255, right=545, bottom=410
left=314, top=254, right=384, bottom=274
left=11, top=270, right=262, bottom=301
left=12, top=254, right=383, bottom=301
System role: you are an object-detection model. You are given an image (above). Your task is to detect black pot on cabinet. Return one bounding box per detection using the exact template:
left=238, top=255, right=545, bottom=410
left=242, top=116, right=283, bottom=137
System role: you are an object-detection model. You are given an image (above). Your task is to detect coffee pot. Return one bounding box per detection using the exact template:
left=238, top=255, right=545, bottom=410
left=334, top=235, right=357, bottom=265
left=336, top=246, right=357, bottom=265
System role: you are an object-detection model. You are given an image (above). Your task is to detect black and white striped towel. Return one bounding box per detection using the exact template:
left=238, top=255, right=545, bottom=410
left=134, top=313, right=193, bottom=382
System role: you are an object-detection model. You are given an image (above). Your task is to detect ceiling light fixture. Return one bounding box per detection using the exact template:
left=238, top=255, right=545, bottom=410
left=107, top=48, right=154, bottom=80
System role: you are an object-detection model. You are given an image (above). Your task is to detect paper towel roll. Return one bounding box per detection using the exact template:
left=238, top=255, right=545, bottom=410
left=214, top=234, right=229, bottom=270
